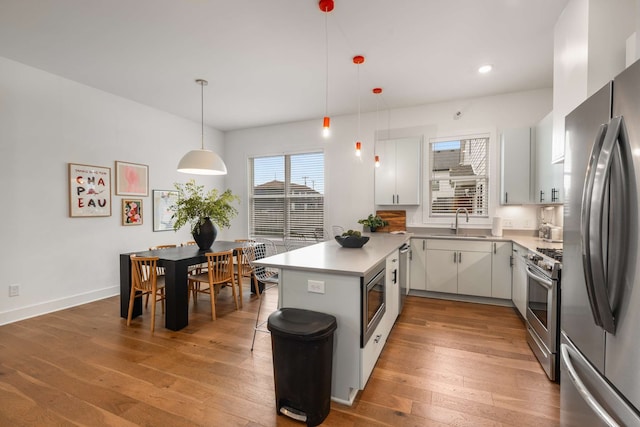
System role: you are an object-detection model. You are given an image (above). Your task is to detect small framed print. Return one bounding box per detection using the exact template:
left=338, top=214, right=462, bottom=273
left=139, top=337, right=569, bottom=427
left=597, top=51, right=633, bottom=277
left=68, top=163, right=111, bottom=217
left=115, top=161, right=148, bottom=196
left=153, top=190, right=178, bottom=232
left=122, top=199, right=143, bottom=226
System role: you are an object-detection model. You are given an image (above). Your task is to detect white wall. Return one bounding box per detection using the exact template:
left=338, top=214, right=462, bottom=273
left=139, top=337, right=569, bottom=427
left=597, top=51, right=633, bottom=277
left=0, top=57, right=227, bottom=324
left=224, top=88, right=553, bottom=238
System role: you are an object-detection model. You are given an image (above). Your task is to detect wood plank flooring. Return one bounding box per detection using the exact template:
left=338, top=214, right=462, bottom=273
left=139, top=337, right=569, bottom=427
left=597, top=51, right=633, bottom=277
left=0, top=287, right=559, bottom=426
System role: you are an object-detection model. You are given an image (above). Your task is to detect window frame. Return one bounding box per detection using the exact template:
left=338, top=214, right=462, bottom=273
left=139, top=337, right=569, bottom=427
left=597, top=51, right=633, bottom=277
left=427, top=134, right=490, bottom=219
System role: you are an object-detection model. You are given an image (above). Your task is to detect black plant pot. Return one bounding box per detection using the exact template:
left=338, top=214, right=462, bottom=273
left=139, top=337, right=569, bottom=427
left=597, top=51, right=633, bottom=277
left=192, top=217, right=217, bottom=250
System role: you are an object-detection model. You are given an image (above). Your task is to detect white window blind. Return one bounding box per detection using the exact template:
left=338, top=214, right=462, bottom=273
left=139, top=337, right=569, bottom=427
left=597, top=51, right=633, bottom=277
left=249, top=152, right=324, bottom=238
left=429, top=136, right=488, bottom=217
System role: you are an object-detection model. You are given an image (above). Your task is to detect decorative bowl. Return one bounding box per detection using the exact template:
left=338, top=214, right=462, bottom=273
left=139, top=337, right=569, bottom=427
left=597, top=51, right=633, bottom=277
left=335, top=235, right=370, bottom=248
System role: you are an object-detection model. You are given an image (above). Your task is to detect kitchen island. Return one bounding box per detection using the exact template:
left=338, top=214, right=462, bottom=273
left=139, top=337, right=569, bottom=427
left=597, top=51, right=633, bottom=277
left=254, top=233, right=410, bottom=405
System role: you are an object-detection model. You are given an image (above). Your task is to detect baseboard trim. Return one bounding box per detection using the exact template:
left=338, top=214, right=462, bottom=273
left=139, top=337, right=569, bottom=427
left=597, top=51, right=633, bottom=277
left=0, top=286, right=119, bottom=326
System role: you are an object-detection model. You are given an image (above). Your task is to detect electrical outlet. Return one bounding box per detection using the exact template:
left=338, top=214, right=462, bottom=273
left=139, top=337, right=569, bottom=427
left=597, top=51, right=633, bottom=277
left=308, top=280, right=325, bottom=294
left=524, top=219, right=531, bottom=228
left=503, top=219, right=513, bottom=228
left=9, top=284, right=19, bottom=297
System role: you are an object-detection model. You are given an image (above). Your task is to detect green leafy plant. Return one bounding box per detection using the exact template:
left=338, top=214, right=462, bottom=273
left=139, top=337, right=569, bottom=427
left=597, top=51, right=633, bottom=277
left=171, top=179, right=239, bottom=234
left=357, top=214, right=389, bottom=231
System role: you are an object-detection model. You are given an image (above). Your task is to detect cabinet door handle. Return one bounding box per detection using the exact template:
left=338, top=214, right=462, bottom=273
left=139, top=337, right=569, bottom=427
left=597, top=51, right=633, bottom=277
left=458, top=252, right=462, bottom=263
left=453, top=252, right=457, bottom=263
left=396, top=194, right=399, bottom=204
left=493, top=242, right=496, bottom=254
left=423, top=240, right=425, bottom=250
left=540, top=190, right=545, bottom=202
left=505, top=192, right=508, bottom=203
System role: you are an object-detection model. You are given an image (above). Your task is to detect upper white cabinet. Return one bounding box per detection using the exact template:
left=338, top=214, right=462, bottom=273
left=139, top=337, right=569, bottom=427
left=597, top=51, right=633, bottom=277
left=500, top=128, right=532, bottom=204
left=375, top=137, right=421, bottom=205
left=533, top=112, right=563, bottom=204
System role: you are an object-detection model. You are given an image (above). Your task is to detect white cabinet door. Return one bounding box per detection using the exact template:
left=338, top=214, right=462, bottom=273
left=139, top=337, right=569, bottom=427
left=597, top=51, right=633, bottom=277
left=512, top=244, right=528, bottom=318
left=386, top=249, right=399, bottom=323
left=457, top=250, right=492, bottom=297
left=375, top=137, right=421, bottom=205
left=394, top=138, right=421, bottom=205
left=491, top=241, right=512, bottom=299
left=501, top=128, right=532, bottom=204
left=409, top=238, right=427, bottom=290
left=426, top=249, right=458, bottom=293
left=534, top=112, right=563, bottom=204
left=374, top=140, right=396, bottom=205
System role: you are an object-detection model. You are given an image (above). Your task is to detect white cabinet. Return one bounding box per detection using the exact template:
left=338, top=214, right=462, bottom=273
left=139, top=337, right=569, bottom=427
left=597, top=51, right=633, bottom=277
left=409, top=238, right=427, bottom=290
left=385, top=249, right=399, bottom=323
left=512, top=243, right=528, bottom=318
left=534, top=112, right=563, bottom=204
left=500, top=128, right=532, bottom=204
left=491, top=241, right=512, bottom=299
left=375, top=137, right=421, bottom=205
left=425, top=239, right=492, bottom=297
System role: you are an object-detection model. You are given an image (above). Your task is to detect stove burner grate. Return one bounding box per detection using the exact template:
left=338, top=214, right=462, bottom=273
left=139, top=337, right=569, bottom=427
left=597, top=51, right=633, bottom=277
left=536, top=247, right=563, bottom=262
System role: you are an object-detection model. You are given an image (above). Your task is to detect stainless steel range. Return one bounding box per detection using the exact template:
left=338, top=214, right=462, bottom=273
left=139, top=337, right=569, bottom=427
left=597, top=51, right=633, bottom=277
left=526, top=247, right=562, bottom=381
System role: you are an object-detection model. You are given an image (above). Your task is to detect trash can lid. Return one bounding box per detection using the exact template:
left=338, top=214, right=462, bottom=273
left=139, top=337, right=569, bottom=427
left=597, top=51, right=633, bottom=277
left=267, top=308, right=337, bottom=340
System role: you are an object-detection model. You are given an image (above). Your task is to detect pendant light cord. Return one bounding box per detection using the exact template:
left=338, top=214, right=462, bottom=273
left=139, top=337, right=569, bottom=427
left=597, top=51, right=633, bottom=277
left=324, top=10, right=329, bottom=118
left=357, top=64, right=361, bottom=140
left=200, top=80, right=205, bottom=150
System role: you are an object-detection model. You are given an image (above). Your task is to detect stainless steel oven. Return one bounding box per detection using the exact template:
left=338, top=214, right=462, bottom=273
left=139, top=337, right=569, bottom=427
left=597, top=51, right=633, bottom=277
left=361, top=263, right=386, bottom=348
left=525, top=248, right=561, bottom=381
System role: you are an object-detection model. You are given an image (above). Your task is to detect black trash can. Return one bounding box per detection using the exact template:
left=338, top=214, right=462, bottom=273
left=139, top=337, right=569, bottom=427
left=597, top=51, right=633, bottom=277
left=267, top=307, right=338, bottom=427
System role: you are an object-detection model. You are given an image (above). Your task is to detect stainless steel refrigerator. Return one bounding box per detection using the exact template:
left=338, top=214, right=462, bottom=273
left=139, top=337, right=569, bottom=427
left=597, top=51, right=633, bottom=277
left=562, top=59, right=640, bottom=426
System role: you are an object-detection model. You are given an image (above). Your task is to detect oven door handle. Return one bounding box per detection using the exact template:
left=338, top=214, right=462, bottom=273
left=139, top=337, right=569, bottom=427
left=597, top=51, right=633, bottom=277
left=526, top=265, right=553, bottom=289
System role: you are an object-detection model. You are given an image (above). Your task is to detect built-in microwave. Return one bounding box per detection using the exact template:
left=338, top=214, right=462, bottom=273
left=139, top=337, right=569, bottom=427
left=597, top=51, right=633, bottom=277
left=361, top=263, right=386, bottom=348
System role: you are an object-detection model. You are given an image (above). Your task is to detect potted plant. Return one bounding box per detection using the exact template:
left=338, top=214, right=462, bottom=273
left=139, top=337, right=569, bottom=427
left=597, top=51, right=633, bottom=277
left=357, top=214, right=389, bottom=232
left=171, top=179, right=239, bottom=249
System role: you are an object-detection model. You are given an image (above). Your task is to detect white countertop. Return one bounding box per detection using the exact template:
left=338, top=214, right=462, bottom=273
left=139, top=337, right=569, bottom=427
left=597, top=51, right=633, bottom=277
left=254, top=233, right=411, bottom=277
left=410, top=232, right=563, bottom=253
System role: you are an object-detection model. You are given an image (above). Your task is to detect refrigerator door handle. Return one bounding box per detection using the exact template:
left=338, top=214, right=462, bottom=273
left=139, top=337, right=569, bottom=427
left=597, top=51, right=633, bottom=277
left=561, top=343, right=621, bottom=427
left=581, top=122, right=608, bottom=329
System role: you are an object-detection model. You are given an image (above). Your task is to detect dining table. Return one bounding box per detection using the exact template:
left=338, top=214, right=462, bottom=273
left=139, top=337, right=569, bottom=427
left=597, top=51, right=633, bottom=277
left=120, top=240, right=243, bottom=331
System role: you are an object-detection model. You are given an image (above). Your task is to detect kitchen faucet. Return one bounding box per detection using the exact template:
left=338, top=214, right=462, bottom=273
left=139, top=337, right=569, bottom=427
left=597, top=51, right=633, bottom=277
left=455, top=207, right=470, bottom=235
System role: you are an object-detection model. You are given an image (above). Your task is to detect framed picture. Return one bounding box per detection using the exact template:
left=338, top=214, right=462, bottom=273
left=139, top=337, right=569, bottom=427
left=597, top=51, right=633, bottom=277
left=122, top=199, right=143, bottom=225
left=115, top=161, right=148, bottom=196
left=153, top=190, right=178, bottom=232
left=68, top=163, right=111, bottom=217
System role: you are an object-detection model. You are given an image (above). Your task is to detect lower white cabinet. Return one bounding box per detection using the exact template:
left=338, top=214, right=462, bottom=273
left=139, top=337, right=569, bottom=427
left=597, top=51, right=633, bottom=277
left=410, top=238, right=513, bottom=299
left=491, top=241, right=513, bottom=299
left=409, top=238, right=427, bottom=290
left=425, top=239, right=492, bottom=297
left=512, top=243, right=528, bottom=318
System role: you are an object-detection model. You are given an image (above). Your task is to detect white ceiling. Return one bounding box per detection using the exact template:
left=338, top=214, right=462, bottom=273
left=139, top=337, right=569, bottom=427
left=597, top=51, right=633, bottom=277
left=0, top=0, right=568, bottom=132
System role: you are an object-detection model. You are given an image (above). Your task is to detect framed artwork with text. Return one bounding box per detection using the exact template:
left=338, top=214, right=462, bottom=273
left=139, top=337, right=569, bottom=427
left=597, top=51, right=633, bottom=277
left=68, top=163, right=112, bottom=217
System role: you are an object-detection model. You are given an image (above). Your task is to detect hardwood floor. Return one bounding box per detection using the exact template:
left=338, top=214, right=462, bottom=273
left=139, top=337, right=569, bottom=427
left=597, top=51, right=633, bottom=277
left=0, top=288, right=559, bottom=426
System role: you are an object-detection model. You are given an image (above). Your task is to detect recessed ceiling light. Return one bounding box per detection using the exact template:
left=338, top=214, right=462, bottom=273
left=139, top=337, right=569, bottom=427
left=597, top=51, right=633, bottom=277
left=478, top=64, right=493, bottom=74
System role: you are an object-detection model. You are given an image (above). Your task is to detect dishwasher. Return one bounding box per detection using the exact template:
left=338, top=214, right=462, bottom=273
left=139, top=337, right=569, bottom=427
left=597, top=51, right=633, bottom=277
left=398, top=243, right=410, bottom=314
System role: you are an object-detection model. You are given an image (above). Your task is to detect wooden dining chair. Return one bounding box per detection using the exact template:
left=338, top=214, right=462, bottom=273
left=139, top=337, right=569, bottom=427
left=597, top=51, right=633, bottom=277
left=181, top=241, right=207, bottom=276
left=147, top=244, right=177, bottom=309
left=233, top=239, right=255, bottom=309
left=187, top=250, right=238, bottom=320
left=242, top=238, right=279, bottom=351
left=127, top=255, right=166, bottom=332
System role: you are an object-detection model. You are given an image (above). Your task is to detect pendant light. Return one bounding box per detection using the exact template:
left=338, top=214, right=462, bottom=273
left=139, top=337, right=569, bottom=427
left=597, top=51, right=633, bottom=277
left=353, top=55, right=365, bottom=156
left=373, top=87, right=382, bottom=167
left=177, top=79, right=227, bottom=175
left=319, top=0, right=334, bottom=138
